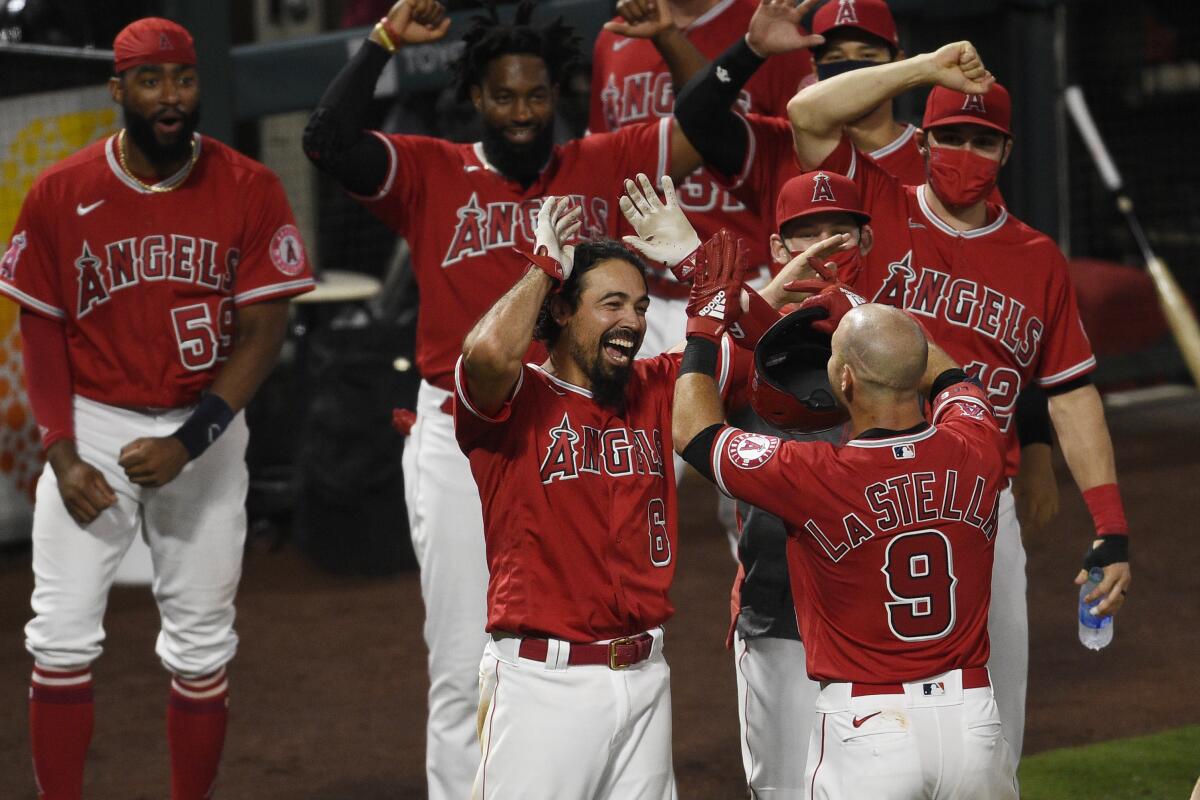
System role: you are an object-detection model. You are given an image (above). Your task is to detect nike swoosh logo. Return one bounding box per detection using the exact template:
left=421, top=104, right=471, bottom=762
left=612, top=38, right=635, bottom=52
left=852, top=712, right=882, bottom=728
left=907, top=218, right=925, bottom=229
left=76, top=200, right=104, bottom=216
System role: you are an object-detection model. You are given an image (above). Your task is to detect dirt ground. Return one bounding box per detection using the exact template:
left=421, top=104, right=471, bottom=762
left=1, top=392, right=1197, bottom=799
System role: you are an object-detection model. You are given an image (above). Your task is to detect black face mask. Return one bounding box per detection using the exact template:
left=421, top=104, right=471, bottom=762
left=816, top=60, right=881, bottom=81
left=480, top=119, right=555, bottom=189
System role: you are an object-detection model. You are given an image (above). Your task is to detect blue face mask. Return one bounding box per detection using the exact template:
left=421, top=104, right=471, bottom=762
left=815, top=59, right=881, bottom=81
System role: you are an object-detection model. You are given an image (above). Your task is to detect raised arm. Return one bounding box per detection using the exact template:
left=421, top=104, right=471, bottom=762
left=302, top=0, right=449, bottom=196
left=604, top=0, right=709, bottom=89
left=461, top=198, right=581, bottom=415
left=674, top=0, right=823, bottom=179
left=788, top=40, right=993, bottom=169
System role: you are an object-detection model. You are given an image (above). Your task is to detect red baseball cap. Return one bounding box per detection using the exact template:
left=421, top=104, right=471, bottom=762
left=113, top=17, right=196, bottom=74
left=776, top=171, right=871, bottom=230
left=923, top=83, right=1012, bottom=136
left=812, top=0, right=899, bottom=49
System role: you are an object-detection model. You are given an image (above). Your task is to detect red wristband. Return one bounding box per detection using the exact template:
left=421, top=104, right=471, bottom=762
left=513, top=247, right=564, bottom=283
left=1082, top=483, right=1128, bottom=537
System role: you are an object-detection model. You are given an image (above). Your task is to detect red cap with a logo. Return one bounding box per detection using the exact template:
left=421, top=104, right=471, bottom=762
left=113, top=18, right=196, bottom=74
left=923, top=83, right=1012, bottom=135
left=812, top=0, right=899, bottom=48
left=776, top=171, right=871, bottom=229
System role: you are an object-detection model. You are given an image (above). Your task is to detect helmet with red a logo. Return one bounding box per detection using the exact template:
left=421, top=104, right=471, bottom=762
left=751, top=306, right=849, bottom=434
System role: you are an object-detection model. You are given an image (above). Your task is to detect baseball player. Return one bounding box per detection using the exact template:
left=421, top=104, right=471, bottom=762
left=671, top=0, right=1057, bottom=537
left=590, top=0, right=817, bottom=355
left=673, top=286, right=1018, bottom=798
left=0, top=18, right=314, bottom=799
left=454, top=198, right=734, bottom=799
left=784, top=41, right=1133, bottom=765
left=302, top=2, right=703, bottom=795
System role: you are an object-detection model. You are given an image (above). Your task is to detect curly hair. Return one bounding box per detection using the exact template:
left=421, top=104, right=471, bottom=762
left=451, top=0, right=582, bottom=101
left=534, top=239, right=648, bottom=347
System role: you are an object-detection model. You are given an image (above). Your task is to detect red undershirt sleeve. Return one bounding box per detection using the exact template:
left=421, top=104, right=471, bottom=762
left=19, top=310, right=74, bottom=450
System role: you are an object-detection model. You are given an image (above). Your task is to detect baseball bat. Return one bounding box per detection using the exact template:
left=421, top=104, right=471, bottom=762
left=1063, top=85, right=1200, bottom=387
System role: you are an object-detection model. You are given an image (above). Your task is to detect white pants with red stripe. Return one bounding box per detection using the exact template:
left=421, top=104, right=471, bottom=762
left=24, top=396, right=248, bottom=678
left=473, top=631, right=675, bottom=800
left=734, top=633, right=821, bottom=798
left=804, top=669, right=1017, bottom=800
left=403, top=380, right=491, bottom=800
left=986, top=487, right=1026, bottom=768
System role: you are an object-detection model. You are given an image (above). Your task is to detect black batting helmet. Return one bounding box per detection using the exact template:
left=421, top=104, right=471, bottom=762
left=751, top=306, right=849, bottom=434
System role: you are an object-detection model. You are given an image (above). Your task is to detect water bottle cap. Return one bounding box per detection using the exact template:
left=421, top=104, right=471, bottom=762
left=1088, top=567, right=1105, bottom=583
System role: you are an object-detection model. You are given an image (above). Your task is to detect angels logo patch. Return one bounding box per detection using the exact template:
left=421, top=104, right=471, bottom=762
left=269, top=224, right=305, bottom=276
left=727, top=432, right=780, bottom=470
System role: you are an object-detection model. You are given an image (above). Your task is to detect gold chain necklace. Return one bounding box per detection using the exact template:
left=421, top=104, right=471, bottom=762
left=117, top=129, right=198, bottom=193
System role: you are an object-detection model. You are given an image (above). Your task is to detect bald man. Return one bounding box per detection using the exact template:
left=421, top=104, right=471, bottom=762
left=673, top=295, right=1017, bottom=797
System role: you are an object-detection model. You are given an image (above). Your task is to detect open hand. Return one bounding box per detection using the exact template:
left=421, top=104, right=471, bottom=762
left=534, top=196, right=584, bottom=278
left=604, top=0, right=674, bottom=39
left=686, top=229, right=749, bottom=342
left=620, top=174, right=703, bottom=280
left=926, top=41, right=994, bottom=95
left=746, top=0, right=826, bottom=58
left=118, top=436, right=190, bottom=488
left=760, top=233, right=853, bottom=307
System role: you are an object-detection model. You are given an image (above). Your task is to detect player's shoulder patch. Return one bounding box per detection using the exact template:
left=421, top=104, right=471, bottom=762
left=727, top=431, right=780, bottom=470
left=0, top=231, right=28, bottom=281
left=269, top=224, right=306, bottom=276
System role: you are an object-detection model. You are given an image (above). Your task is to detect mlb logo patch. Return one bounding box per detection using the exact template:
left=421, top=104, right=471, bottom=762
left=893, top=444, right=916, bottom=460
left=923, top=681, right=946, bottom=697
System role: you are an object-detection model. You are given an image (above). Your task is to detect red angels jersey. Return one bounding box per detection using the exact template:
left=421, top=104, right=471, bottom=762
left=817, top=138, right=1094, bottom=473
left=355, top=121, right=671, bottom=391
left=0, top=134, right=314, bottom=409
left=453, top=355, right=685, bottom=642
left=708, top=383, right=1006, bottom=683
left=589, top=0, right=814, bottom=273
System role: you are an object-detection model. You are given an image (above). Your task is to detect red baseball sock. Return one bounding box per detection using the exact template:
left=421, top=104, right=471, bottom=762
left=167, top=668, right=229, bottom=800
left=29, top=664, right=94, bottom=800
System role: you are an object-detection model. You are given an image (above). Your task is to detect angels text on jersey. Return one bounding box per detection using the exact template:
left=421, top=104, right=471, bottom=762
left=539, top=411, right=666, bottom=485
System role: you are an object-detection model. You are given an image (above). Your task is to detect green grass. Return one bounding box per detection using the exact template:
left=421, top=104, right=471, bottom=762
left=1018, top=725, right=1200, bottom=800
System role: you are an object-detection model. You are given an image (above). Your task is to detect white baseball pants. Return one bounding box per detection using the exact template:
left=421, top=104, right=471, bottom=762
left=25, top=396, right=248, bottom=679
left=473, top=630, right=674, bottom=800
left=805, top=670, right=1018, bottom=799
left=987, top=487, right=1026, bottom=768
left=735, top=633, right=822, bottom=798
left=402, top=380, right=491, bottom=800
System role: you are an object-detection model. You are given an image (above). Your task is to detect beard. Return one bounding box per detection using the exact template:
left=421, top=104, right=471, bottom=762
left=569, top=327, right=640, bottom=410
left=122, top=104, right=201, bottom=169
left=480, top=118, right=555, bottom=188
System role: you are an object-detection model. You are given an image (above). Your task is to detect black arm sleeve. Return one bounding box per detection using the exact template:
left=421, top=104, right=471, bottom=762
left=1014, top=385, right=1053, bottom=448
left=674, top=38, right=766, bottom=179
left=681, top=423, right=723, bottom=483
left=302, top=40, right=393, bottom=197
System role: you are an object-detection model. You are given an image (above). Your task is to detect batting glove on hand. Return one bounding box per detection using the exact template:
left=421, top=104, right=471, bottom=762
left=686, top=229, right=748, bottom=343
left=522, top=195, right=583, bottom=283
left=619, top=173, right=703, bottom=282
left=793, top=260, right=867, bottom=335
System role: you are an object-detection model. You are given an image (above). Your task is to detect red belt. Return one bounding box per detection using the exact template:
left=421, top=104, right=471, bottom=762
left=517, top=633, right=655, bottom=670
left=849, top=667, right=990, bottom=697
left=644, top=271, right=691, bottom=300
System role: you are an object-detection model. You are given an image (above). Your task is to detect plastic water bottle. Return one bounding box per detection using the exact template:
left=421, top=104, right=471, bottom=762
left=1078, top=567, right=1114, bottom=650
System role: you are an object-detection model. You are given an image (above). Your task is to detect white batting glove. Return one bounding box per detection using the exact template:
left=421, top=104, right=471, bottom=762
left=619, top=174, right=703, bottom=281
left=531, top=195, right=584, bottom=281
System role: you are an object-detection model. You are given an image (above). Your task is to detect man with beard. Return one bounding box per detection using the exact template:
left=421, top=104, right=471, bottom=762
left=302, top=2, right=701, bottom=796
left=0, top=17, right=314, bottom=799
left=787, top=41, right=1133, bottom=765
left=453, top=198, right=734, bottom=799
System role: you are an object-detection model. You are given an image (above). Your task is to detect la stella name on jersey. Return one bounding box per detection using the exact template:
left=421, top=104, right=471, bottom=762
left=538, top=412, right=665, bottom=485
left=73, top=234, right=237, bottom=317
left=804, top=468, right=997, bottom=563
left=873, top=252, right=1044, bottom=368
